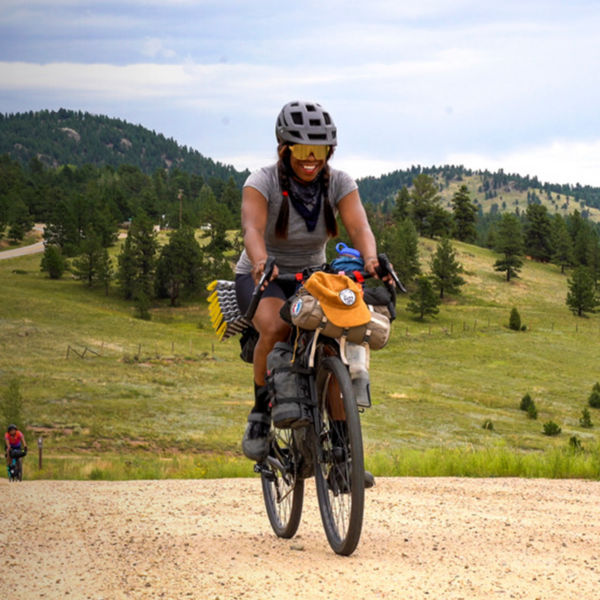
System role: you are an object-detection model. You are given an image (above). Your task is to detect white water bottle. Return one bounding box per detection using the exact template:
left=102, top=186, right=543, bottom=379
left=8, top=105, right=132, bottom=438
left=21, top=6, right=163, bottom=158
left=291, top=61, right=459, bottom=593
left=345, top=342, right=371, bottom=408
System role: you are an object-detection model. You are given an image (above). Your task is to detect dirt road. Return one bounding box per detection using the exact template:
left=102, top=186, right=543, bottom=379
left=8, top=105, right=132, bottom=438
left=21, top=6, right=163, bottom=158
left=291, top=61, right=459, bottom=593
left=2, top=477, right=600, bottom=599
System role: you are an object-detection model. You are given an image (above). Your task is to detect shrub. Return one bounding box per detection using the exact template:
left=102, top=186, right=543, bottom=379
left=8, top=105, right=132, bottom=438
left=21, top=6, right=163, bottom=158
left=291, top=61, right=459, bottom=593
left=569, top=436, right=583, bottom=452
left=580, top=408, right=593, bottom=428
left=519, top=393, right=534, bottom=411
left=509, top=307, right=521, bottom=331
left=588, top=382, right=600, bottom=408
left=526, top=403, right=538, bottom=420
left=543, top=421, right=561, bottom=436
left=482, top=419, right=494, bottom=431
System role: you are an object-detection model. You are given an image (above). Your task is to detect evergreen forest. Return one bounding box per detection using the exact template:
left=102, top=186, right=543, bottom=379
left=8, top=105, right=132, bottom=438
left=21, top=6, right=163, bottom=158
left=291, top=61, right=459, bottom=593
left=2, top=109, right=600, bottom=318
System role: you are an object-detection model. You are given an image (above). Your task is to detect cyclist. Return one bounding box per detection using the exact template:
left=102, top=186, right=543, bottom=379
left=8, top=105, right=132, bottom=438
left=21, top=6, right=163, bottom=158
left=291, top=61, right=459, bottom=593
left=5, top=424, right=27, bottom=474
left=235, top=100, right=382, bottom=464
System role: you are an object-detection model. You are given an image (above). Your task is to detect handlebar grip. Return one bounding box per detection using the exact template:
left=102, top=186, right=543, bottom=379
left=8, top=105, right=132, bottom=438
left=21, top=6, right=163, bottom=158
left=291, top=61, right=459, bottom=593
left=376, top=253, right=407, bottom=293
left=244, top=256, right=276, bottom=321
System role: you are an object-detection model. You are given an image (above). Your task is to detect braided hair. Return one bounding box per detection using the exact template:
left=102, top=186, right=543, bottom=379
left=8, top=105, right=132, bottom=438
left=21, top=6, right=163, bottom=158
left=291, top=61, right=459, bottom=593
left=274, top=145, right=338, bottom=239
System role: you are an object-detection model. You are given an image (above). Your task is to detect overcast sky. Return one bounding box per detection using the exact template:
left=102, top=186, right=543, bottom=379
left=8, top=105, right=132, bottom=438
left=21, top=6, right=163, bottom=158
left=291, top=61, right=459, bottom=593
left=1, top=0, right=600, bottom=185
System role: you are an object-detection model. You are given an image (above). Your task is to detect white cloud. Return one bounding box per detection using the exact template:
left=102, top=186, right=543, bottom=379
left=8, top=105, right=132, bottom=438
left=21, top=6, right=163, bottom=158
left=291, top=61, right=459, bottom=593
left=447, top=140, right=600, bottom=187
left=141, top=38, right=177, bottom=59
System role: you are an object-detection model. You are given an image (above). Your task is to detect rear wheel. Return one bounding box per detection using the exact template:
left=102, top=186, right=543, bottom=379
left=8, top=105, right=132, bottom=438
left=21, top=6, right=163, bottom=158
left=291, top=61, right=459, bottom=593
left=314, top=356, right=365, bottom=556
left=260, top=428, right=304, bottom=538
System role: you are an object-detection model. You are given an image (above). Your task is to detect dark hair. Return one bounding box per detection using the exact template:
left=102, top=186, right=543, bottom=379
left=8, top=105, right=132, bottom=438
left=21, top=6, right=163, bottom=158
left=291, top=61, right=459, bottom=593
left=275, top=145, right=338, bottom=239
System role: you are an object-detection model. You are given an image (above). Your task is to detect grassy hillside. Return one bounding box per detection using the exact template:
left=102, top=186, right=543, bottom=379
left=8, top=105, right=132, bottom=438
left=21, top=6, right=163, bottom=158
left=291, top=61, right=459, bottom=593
left=1, top=238, right=600, bottom=479
left=357, top=166, right=600, bottom=224
left=437, top=173, right=600, bottom=223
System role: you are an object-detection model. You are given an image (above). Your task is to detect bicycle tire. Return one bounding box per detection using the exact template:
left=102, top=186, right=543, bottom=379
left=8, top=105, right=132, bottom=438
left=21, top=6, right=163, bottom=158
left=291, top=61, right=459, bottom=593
left=260, top=428, right=304, bottom=538
left=314, top=355, right=365, bottom=556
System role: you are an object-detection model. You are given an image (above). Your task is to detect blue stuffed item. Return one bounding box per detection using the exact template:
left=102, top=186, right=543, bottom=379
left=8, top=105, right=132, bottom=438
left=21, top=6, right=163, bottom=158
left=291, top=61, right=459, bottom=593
left=331, top=242, right=364, bottom=273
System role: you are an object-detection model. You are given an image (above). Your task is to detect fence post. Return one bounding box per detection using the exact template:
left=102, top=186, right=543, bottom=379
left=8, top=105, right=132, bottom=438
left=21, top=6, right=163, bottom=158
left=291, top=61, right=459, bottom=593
left=37, top=437, right=43, bottom=469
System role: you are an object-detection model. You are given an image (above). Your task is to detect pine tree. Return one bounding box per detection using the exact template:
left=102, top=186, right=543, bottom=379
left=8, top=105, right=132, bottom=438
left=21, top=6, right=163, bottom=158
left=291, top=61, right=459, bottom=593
left=72, top=233, right=104, bottom=286
left=430, top=238, right=465, bottom=298
left=7, top=198, right=33, bottom=242
left=393, top=186, right=411, bottom=221
left=380, top=218, right=421, bottom=286
left=97, top=248, right=114, bottom=296
left=155, top=226, right=204, bottom=306
left=406, top=276, right=440, bottom=320
left=40, top=245, right=66, bottom=279
left=451, top=185, right=477, bottom=242
left=409, top=174, right=442, bottom=238
left=550, top=214, right=574, bottom=274
left=494, top=213, right=524, bottom=281
left=524, top=203, right=553, bottom=261
left=117, top=213, right=158, bottom=301
left=566, top=266, right=598, bottom=316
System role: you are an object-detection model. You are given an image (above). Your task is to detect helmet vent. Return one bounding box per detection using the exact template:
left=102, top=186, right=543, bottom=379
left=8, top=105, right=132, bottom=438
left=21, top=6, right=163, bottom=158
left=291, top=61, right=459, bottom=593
left=309, top=119, right=321, bottom=126
left=291, top=112, right=303, bottom=125
left=306, top=104, right=316, bottom=112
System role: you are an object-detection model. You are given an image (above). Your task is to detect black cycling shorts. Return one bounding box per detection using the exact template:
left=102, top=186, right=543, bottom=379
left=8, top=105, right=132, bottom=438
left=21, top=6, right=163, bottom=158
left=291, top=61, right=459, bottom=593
left=235, top=273, right=299, bottom=315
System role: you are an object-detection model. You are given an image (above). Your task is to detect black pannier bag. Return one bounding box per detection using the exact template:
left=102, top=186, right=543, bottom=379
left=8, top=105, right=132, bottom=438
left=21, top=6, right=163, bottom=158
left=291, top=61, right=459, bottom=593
left=363, top=285, right=396, bottom=321
left=239, top=327, right=259, bottom=364
left=266, top=341, right=312, bottom=428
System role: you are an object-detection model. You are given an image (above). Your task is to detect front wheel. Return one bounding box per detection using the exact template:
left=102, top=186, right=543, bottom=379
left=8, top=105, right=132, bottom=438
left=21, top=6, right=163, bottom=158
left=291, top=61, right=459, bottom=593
left=314, top=356, right=365, bottom=556
left=260, top=428, right=304, bottom=538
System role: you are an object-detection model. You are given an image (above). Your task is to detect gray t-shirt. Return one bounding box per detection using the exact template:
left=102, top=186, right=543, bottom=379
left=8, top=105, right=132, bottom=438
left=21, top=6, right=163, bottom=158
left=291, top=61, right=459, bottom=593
left=235, top=163, right=358, bottom=274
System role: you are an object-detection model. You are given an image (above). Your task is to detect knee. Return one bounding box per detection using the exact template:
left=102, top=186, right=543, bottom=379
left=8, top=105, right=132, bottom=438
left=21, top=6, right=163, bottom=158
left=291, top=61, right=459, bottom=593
left=257, top=320, right=290, bottom=346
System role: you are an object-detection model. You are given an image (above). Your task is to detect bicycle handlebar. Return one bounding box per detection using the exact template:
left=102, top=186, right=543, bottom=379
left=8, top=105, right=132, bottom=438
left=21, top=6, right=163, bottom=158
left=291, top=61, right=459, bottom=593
left=244, top=253, right=406, bottom=322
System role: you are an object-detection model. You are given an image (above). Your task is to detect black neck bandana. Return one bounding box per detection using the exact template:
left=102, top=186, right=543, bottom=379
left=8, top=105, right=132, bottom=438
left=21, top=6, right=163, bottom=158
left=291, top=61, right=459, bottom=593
left=286, top=166, right=323, bottom=232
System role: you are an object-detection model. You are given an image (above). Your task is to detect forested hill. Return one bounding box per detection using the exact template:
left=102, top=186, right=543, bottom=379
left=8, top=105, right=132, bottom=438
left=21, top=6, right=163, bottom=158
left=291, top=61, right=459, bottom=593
left=0, top=109, right=249, bottom=187
left=357, top=165, right=600, bottom=218
left=4, top=108, right=600, bottom=220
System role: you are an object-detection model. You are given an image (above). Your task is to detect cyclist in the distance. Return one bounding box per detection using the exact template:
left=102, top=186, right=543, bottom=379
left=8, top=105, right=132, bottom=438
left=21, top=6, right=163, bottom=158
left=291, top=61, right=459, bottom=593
left=5, top=424, right=27, bottom=473
left=235, top=100, right=381, bottom=463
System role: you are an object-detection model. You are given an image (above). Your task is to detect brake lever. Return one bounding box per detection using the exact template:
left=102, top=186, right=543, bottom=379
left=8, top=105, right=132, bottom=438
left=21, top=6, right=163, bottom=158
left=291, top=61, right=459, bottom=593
left=376, top=253, right=407, bottom=294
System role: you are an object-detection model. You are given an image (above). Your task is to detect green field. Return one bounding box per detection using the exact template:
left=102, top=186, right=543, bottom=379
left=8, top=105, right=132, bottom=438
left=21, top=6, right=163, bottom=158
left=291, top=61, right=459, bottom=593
left=1, top=238, right=600, bottom=480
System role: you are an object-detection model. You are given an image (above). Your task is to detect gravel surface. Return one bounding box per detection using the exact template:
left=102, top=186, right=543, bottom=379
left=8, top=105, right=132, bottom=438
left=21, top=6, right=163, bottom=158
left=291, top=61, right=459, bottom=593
left=3, top=477, right=600, bottom=599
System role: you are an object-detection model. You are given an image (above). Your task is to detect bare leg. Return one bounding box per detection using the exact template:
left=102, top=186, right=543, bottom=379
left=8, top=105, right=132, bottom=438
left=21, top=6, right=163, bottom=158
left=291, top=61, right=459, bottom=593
left=251, top=296, right=291, bottom=386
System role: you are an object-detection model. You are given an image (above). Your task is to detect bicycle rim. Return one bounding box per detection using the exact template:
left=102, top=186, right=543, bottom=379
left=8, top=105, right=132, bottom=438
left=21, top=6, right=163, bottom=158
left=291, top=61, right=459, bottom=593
left=314, top=356, right=365, bottom=556
left=260, top=428, right=304, bottom=538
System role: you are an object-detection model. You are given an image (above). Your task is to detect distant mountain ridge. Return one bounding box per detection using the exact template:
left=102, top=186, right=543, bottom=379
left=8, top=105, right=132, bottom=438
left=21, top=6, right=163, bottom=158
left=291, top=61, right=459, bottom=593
left=0, top=108, right=249, bottom=187
left=2, top=109, right=600, bottom=218
left=356, top=165, right=600, bottom=218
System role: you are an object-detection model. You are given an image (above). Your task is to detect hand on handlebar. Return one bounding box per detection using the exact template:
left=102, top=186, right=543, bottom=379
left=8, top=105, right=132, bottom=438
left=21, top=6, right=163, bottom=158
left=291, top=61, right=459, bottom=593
left=252, top=259, right=279, bottom=289
left=375, top=253, right=407, bottom=293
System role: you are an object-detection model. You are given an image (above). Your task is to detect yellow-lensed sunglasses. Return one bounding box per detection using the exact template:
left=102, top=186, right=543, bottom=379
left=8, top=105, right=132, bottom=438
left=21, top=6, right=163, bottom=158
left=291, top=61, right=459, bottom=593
left=288, top=144, right=330, bottom=161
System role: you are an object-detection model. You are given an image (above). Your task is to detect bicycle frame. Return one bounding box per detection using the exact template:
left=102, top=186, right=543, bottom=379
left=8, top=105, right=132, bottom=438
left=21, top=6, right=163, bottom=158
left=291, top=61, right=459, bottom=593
left=248, top=255, right=403, bottom=555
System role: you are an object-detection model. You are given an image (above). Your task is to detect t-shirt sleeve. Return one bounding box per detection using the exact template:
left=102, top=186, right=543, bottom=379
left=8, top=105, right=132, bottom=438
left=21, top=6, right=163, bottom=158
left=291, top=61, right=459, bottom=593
left=330, top=169, right=358, bottom=206
left=243, top=166, right=277, bottom=202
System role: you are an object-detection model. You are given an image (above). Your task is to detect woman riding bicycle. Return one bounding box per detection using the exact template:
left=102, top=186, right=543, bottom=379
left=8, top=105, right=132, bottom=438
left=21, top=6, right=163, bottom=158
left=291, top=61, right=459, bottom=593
left=5, top=424, right=27, bottom=473
left=235, top=100, right=382, bottom=463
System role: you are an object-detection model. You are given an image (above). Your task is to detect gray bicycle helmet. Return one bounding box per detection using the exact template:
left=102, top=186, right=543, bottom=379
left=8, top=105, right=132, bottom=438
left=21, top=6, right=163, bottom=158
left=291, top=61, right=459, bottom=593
left=275, top=101, right=337, bottom=146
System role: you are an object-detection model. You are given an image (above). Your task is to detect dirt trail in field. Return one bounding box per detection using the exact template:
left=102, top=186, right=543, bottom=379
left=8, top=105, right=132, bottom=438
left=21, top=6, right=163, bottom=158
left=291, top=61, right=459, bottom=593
left=2, top=477, right=600, bottom=599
